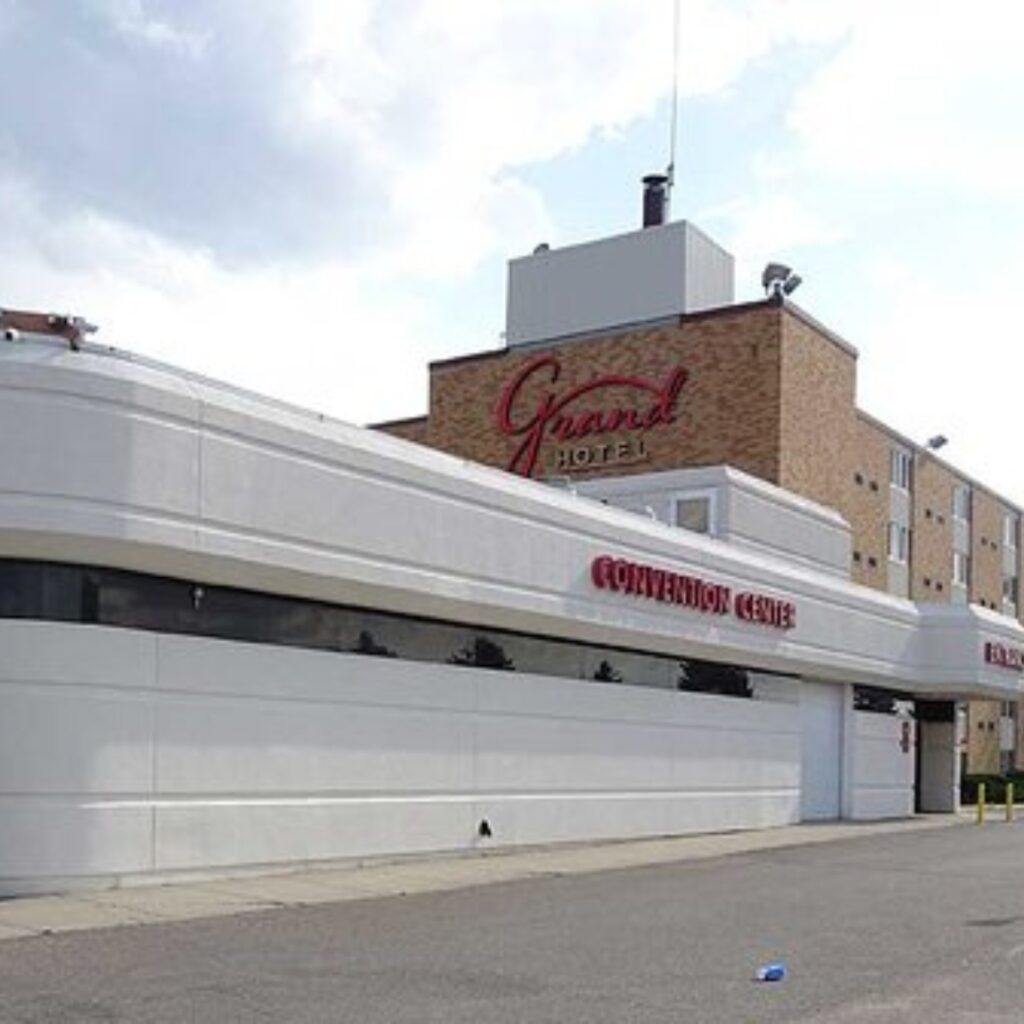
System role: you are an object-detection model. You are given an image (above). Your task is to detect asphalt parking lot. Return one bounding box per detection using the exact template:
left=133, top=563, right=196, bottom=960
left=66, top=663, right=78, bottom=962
left=1, top=820, right=1022, bottom=1022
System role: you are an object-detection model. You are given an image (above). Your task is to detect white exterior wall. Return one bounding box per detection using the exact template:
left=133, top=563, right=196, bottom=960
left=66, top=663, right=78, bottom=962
left=919, top=720, right=960, bottom=813
left=800, top=682, right=846, bottom=820
left=505, top=221, right=734, bottom=347
left=843, top=709, right=915, bottom=820
left=0, top=620, right=800, bottom=895
left=575, top=466, right=852, bottom=578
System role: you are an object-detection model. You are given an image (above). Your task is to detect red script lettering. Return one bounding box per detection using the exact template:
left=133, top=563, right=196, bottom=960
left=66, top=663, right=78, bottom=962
left=496, top=356, right=688, bottom=477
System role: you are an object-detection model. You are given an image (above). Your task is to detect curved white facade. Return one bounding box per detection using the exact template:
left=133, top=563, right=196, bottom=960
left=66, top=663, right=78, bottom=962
left=0, top=335, right=1020, bottom=893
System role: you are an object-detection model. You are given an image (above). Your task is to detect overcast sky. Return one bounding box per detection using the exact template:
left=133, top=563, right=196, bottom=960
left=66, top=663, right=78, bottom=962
left=3, top=1, right=1023, bottom=500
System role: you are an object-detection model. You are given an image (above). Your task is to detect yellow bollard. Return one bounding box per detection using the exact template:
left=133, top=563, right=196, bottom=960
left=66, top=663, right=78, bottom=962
left=977, top=782, right=986, bottom=825
left=1008, top=783, right=1015, bottom=823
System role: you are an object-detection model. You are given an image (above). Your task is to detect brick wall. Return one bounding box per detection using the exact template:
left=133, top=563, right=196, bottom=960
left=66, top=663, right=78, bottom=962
left=778, top=308, right=857, bottom=515
left=845, top=416, right=890, bottom=591
left=376, top=417, right=429, bottom=444
left=971, top=490, right=1003, bottom=611
left=967, top=701, right=1002, bottom=775
left=912, top=455, right=956, bottom=601
left=394, top=303, right=786, bottom=486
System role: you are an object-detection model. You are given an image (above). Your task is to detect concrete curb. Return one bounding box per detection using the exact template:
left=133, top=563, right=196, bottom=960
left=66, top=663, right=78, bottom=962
left=0, top=816, right=965, bottom=943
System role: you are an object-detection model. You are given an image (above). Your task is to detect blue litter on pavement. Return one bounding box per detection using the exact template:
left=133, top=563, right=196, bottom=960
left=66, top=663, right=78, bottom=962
left=755, top=961, right=787, bottom=982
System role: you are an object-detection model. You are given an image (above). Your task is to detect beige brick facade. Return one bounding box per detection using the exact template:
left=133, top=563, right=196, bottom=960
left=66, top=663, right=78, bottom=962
left=966, top=700, right=1001, bottom=776
left=971, top=490, right=1003, bottom=611
left=777, top=310, right=857, bottom=514
left=377, top=416, right=429, bottom=445
left=911, top=455, right=956, bottom=601
left=401, top=302, right=784, bottom=485
left=845, top=416, right=891, bottom=591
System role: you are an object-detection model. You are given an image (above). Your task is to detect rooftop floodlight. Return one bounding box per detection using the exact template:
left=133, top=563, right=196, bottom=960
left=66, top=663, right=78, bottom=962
left=926, top=435, right=948, bottom=451
left=762, top=262, right=801, bottom=298
left=761, top=262, right=791, bottom=291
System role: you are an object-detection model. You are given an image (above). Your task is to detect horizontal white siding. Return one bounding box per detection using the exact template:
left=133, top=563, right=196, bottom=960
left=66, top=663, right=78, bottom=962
left=0, top=620, right=800, bottom=894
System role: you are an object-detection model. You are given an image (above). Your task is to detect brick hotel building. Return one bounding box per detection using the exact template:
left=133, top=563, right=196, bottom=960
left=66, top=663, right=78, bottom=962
left=377, top=215, right=1023, bottom=778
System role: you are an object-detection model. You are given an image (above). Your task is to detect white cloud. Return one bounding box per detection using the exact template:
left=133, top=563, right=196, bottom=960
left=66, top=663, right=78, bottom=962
left=854, top=251, right=1024, bottom=505
left=88, top=0, right=210, bottom=58
left=709, top=193, right=846, bottom=295
left=785, top=1, right=1024, bottom=196
left=3, top=0, right=829, bottom=423
left=6, top=0, right=1020, bottom=482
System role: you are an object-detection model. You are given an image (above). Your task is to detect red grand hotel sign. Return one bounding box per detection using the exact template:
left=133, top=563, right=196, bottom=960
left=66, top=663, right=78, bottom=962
left=496, top=355, right=688, bottom=477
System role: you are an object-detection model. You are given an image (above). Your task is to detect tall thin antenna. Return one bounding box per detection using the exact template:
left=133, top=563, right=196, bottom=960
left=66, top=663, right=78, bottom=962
left=667, top=0, right=681, bottom=212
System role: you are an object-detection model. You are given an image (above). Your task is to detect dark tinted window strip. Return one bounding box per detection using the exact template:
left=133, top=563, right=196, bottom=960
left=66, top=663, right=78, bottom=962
left=0, top=559, right=799, bottom=698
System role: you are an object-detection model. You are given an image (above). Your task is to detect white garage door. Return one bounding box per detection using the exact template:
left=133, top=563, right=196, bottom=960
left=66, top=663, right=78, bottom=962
left=800, top=681, right=844, bottom=820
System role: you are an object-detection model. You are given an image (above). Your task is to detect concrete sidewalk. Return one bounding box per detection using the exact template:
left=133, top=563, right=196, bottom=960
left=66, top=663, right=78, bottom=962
left=0, top=816, right=964, bottom=943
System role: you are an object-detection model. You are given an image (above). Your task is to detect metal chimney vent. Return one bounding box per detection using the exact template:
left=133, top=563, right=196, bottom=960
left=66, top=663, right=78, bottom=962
left=642, top=173, right=669, bottom=228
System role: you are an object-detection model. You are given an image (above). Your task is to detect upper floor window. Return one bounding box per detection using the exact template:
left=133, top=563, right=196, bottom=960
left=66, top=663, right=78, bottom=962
left=1002, top=575, right=1018, bottom=613
left=889, top=449, right=912, bottom=491
left=887, top=522, right=910, bottom=564
left=675, top=494, right=713, bottom=535
left=1003, top=513, right=1019, bottom=552
left=952, top=484, right=971, bottom=523
left=953, top=550, right=971, bottom=588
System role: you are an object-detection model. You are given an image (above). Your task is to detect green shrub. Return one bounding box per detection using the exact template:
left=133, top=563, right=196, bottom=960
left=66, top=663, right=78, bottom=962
left=961, top=772, right=1024, bottom=805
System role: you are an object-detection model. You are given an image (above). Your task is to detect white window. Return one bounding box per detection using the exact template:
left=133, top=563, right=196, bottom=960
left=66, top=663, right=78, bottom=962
left=675, top=495, right=712, bottom=535
left=952, top=484, right=971, bottom=523
left=1003, top=576, right=1018, bottom=614
left=1004, top=513, right=1019, bottom=551
left=887, top=522, right=910, bottom=564
left=889, top=449, right=912, bottom=491
left=953, top=550, right=970, bottom=588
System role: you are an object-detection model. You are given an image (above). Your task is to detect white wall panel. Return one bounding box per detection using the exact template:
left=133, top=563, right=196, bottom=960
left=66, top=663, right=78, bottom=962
left=0, top=690, right=154, bottom=794
left=919, top=720, right=959, bottom=813
left=0, top=621, right=800, bottom=894
left=0, top=799, right=153, bottom=883
left=0, top=619, right=156, bottom=691
left=155, top=696, right=475, bottom=795
left=154, top=799, right=476, bottom=873
left=800, top=682, right=844, bottom=820
left=846, top=711, right=915, bottom=820
left=505, top=221, right=734, bottom=347
left=0, top=390, right=200, bottom=517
